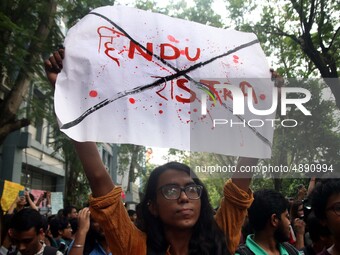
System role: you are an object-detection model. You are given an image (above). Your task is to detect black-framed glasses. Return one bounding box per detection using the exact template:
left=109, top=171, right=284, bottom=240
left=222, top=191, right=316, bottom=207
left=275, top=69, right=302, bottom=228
left=326, top=202, right=340, bottom=216
left=158, top=184, right=203, bottom=200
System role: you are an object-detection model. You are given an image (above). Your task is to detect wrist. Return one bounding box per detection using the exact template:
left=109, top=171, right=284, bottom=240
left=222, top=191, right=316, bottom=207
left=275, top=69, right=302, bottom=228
left=73, top=244, right=84, bottom=248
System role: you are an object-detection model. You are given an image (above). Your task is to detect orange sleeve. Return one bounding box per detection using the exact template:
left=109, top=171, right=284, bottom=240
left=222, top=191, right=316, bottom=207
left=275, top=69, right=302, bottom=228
left=89, top=187, right=147, bottom=255
left=214, top=179, right=254, bottom=254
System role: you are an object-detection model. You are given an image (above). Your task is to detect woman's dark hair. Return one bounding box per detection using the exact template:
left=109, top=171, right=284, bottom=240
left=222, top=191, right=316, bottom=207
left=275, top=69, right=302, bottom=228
left=138, top=162, right=230, bottom=255
left=306, top=211, right=331, bottom=243
left=310, top=178, right=340, bottom=220
left=248, top=189, right=289, bottom=232
left=24, top=193, right=35, bottom=207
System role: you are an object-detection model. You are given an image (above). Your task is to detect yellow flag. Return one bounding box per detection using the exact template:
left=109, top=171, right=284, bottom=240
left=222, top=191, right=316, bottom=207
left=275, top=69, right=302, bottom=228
left=1, top=180, right=24, bottom=213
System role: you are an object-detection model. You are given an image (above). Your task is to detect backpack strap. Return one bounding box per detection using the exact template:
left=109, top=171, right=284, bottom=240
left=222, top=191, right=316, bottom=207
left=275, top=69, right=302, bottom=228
left=43, top=246, right=58, bottom=255
left=236, top=244, right=256, bottom=255
left=281, top=242, right=300, bottom=255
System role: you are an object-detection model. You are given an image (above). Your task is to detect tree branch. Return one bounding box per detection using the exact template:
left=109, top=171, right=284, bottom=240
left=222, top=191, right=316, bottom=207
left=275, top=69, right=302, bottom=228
left=0, top=0, right=57, bottom=145
left=317, top=0, right=326, bottom=53
left=290, top=0, right=307, bottom=33
left=259, top=25, right=301, bottom=44
left=0, top=118, right=30, bottom=144
left=328, top=26, right=340, bottom=51
left=307, top=0, right=316, bottom=32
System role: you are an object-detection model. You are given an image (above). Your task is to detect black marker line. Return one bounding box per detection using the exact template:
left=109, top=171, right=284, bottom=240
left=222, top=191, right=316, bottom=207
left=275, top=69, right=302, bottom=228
left=60, top=39, right=258, bottom=129
left=61, top=12, right=271, bottom=148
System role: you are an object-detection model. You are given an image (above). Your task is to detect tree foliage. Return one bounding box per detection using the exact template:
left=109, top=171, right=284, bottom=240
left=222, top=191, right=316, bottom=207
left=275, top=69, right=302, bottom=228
left=0, top=0, right=59, bottom=144
left=117, top=144, right=145, bottom=191
left=226, top=0, right=340, bottom=108
left=0, top=0, right=115, bottom=205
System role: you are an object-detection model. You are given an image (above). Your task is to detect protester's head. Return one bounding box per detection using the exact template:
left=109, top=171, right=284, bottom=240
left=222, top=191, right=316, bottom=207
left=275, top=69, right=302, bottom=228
left=248, top=189, right=290, bottom=243
left=127, top=209, right=137, bottom=223
left=49, top=217, right=73, bottom=240
left=310, top=178, right=340, bottom=240
left=290, top=200, right=304, bottom=221
left=16, top=192, right=35, bottom=208
left=306, top=212, right=333, bottom=252
left=83, top=218, right=106, bottom=255
left=8, top=208, right=44, bottom=255
left=139, top=161, right=229, bottom=254
left=69, top=217, right=78, bottom=235
left=63, top=206, right=78, bottom=219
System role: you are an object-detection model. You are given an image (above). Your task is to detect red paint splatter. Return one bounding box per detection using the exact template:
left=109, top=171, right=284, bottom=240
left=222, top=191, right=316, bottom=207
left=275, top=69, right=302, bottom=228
left=188, top=111, right=191, bottom=114
left=260, top=94, right=266, bottom=100
left=159, top=103, right=162, bottom=106
left=233, top=55, right=239, bottom=64
left=193, top=108, right=198, bottom=112
left=179, top=109, right=182, bottom=112
left=167, top=35, right=179, bottom=43
left=159, top=110, right=163, bottom=114
left=89, top=90, right=98, bottom=97
left=129, top=98, right=136, bottom=104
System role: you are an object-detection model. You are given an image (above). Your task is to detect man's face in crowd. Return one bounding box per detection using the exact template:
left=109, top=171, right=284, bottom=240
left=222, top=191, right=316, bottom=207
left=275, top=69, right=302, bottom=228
left=274, top=210, right=291, bottom=243
left=9, top=227, right=43, bottom=255
left=69, top=208, right=78, bottom=219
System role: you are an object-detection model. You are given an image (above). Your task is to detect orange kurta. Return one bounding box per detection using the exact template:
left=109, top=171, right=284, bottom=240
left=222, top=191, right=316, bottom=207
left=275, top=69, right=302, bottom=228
left=89, top=179, right=253, bottom=255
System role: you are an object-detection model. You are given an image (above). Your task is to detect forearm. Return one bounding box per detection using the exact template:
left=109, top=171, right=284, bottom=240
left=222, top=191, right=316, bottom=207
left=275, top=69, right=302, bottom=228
left=294, top=233, right=305, bottom=250
left=35, top=197, right=43, bottom=207
left=307, top=177, right=316, bottom=196
left=28, top=198, right=39, bottom=211
left=7, top=201, right=16, bottom=214
left=68, top=231, right=87, bottom=255
left=73, top=141, right=114, bottom=197
left=232, top=157, right=258, bottom=192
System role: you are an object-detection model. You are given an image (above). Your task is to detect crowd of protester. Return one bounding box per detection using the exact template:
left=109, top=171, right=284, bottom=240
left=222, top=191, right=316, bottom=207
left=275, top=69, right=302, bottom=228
left=1, top=175, right=339, bottom=255
left=1, top=49, right=339, bottom=255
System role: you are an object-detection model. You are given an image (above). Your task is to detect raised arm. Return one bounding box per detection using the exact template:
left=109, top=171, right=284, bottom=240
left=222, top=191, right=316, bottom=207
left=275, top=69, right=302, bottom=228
left=214, top=157, right=257, bottom=253
left=6, top=197, right=19, bottom=214
left=73, top=141, right=114, bottom=197
left=44, top=49, right=114, bottom=197
left=307, top=176, right=316, bottom=197
left=68, top=207, right=91, bottom=255
left=232, top=157, right=258, bottom=192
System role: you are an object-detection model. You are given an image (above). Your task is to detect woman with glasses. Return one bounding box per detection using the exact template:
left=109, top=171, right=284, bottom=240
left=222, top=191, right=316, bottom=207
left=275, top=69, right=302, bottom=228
left=310, top=178, right=340, bottom=255
left=71, top=142, right=255, bottom=255
left=45, top=49, right=257, bottom=255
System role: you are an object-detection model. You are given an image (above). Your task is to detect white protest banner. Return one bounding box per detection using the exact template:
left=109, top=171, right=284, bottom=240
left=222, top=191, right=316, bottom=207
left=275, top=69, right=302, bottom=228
left=51, top=192, right=63, bottom=215
left=55, top=5, right=275, bottom=158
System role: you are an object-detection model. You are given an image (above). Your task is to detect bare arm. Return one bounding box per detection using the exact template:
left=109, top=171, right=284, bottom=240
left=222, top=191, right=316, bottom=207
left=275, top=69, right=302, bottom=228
left=25, top=191, right=39, bottom=211
left=307, top=177, right=316, bottom=197
left=35, top=193, right=44, bottom=207
left=6, top=197, right=19, bottom=214
left=73, top=141, right=114, bottom=197
left=232, top=157, right=258, bottom=192
left=68, top=207, right=90, bottom=255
